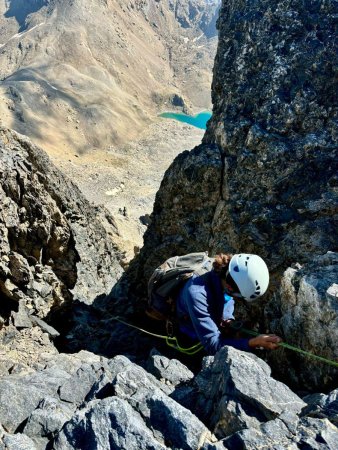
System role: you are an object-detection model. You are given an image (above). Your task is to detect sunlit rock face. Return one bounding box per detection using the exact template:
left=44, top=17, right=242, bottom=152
left=135, top=0, right=337, bottom=390
left=0, top=127, right=123, bottom=322
left=267, top=252, right=338, bottom=391
left=203, top=0, right=337, bottom=268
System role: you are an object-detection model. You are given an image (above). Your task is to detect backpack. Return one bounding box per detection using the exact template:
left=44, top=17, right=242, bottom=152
left=147, top=252, right=213, bottom=321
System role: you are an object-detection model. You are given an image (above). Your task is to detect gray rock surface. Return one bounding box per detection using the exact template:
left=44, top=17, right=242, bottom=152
left=53, top=397, right=167, bottom=450
left=23, top=397, right=72, bottom=449
left=111, top=359, right=212, bottom=449
left=0, top=323, right=58, bottom=376
left=204, top=0, right=337, bottom=265
left=0, top=350, right=215, bottom=449
left=303, top=389, right=338, bottom=427
left=0, top=127, right=123, bottom=317
left=219, top=416, right=338, bottom=450
left=267, top=252, right=338, bottom=390
left=0, top=127, right=124, bottom=369
left=0, top=430, right=37, bottom=450
left=0, top=350, right=110, bottom=433
left=0, top=346, right=337, bottom=449
left=0, top=369, right=70, bottom=433
left=146, top=348, right=195, bottom=386
left=195, top=346, right=305, bottom=437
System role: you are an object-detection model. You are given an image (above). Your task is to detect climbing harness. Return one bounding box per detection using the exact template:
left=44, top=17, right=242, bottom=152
left=108, top=316, right=338, bottom=366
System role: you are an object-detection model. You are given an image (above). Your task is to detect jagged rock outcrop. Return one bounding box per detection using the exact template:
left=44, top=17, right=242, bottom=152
left=134, top=0, right=338, bottom=389
left=0, top=347, right=336, bottom=449
left=0, top=127, right=123, bottom=367
left=195, top=346, right=305, bottom=437
left=267, top=252, right=338, bottom=390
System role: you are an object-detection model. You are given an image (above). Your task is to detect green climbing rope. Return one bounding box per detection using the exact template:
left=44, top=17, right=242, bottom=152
left=165, top=336, right=204, bottom=355
left=241, top=328, right=338, bottom=368
left=110, top=316, right=204, bottom=355
left=109, top=316, right=338, bottom=366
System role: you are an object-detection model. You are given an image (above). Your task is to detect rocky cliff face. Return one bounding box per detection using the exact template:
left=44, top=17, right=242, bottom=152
left=0, top=0, right=337, bottom=447
left=0, top=128, right=336, bottom=449
left=134, top=0, right=338, bottom=390
left=0, top=127, right=124, bottom=368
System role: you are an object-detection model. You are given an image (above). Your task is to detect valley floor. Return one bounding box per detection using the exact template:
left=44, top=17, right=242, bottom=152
left=51, top=119, right=204, bottom=261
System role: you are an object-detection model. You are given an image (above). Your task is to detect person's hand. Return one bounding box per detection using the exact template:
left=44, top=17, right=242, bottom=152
left=248, top=334, right=282, bottom=350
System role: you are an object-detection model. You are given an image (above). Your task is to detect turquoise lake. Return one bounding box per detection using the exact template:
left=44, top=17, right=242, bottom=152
left=159, top=111, right=212, bottom=130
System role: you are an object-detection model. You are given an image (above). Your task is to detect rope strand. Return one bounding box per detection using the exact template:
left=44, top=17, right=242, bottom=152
left=109, top=316, right=338, bottom=366
left=111, top=316, right=204, bottom=355
left=240, top=328, right=338, bottom=368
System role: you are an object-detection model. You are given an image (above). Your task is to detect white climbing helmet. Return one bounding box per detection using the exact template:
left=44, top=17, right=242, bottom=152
left=229, top=254, right=269, bottom=301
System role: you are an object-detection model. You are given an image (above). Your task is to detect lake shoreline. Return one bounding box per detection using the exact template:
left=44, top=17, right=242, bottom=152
left=159, top=111, right=212, bottom=130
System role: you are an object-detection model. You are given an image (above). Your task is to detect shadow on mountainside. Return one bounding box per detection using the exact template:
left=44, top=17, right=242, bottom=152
left=3, top=65, right=98, bottom=154
left=4, top=0, right=48, bottom=32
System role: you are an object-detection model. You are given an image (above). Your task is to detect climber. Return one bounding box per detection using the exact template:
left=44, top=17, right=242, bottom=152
left=174, top=253, right=282, bottom=355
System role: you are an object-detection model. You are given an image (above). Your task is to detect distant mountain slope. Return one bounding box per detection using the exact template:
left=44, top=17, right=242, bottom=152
left=0, top=0, right=219, bottom=156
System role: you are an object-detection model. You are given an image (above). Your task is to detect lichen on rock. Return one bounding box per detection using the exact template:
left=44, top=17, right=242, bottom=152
left=134, top=0, right=338, bottom=390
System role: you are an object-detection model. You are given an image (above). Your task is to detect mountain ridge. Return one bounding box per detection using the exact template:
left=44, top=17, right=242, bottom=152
left=0, top=0, right=220, bottom=156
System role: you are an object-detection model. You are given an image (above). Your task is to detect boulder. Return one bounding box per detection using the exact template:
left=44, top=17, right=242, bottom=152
left=146, top=348, right=195, bottom=386
left=111, top=359, right=214, bottom=449
left=0, top=351, right=111, bottom=433
left=219, top=416, right=338, bottom=450
left=0, top=368, right=72, bottom=433
left=195, top=346, right=305, bottom=437
left=53, top=397, right=167, bottom=450
left=303, top=389, right=338, bottom=427
left=267, top=252, right=338, bottom=390
left=23, top=397, right=72, bottom=449
left=0, top=431, right=37, bottom=450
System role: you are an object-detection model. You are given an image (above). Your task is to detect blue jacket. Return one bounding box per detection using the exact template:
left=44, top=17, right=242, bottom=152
left=176, top=270, right=251, bottom=355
